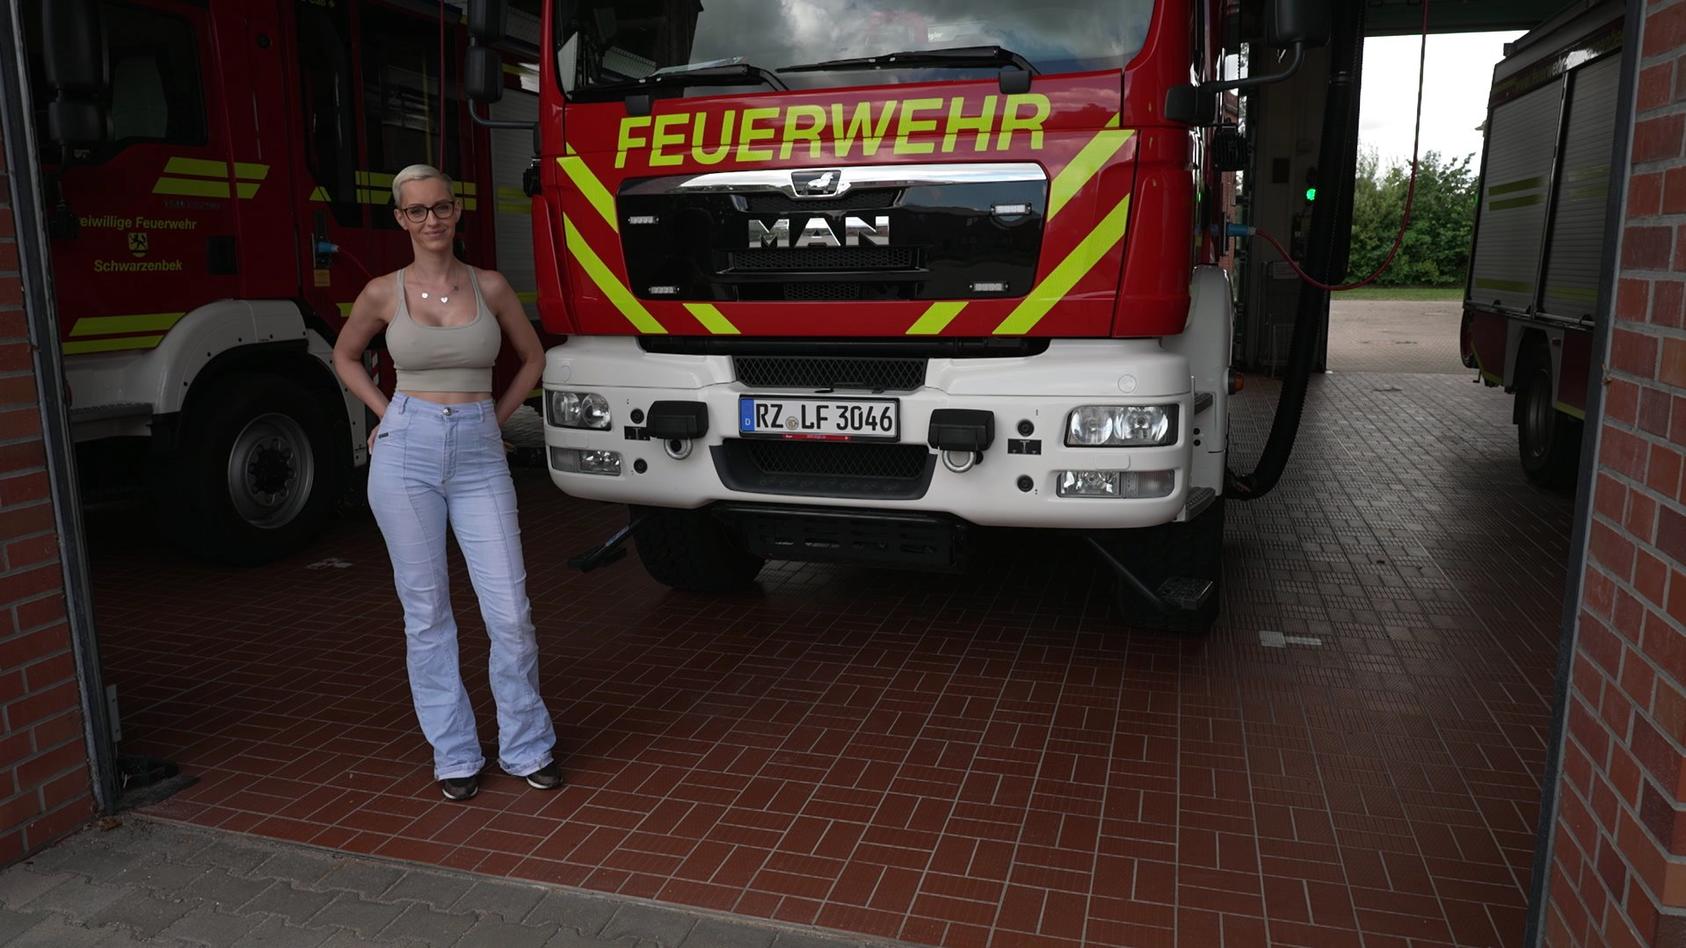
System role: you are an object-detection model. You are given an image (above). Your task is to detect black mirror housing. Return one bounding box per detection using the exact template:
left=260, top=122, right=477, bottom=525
left=466, top=46, right=504, bottom=103
left=468, top=0, right=507, bottom=43
left=49, top=100, right=106, bottom=146
left=1166, top=85, right=1217, bottom=126
left=44, top=0, right=103, bottom=93
left=1271, top=0, right=1330, bottom=47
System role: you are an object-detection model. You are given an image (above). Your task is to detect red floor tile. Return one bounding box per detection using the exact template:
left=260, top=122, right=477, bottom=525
left=88, top=374, right=1573, bottom=946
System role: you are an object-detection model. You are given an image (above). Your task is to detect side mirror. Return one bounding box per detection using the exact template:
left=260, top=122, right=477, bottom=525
left=466, top=45, right=504, bottom=104
left=468, top=0, right=507, bottom=43
left=1271, top=0, right=1330, bottom=48
left=42, top=0, right=108, bottom=146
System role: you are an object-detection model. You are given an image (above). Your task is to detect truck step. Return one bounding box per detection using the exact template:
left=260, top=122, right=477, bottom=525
left=1156, top=576, right=1215, bottom=613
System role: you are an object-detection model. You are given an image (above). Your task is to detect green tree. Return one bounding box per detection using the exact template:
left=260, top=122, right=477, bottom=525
left=1343, top=148, right=1478, bottom=287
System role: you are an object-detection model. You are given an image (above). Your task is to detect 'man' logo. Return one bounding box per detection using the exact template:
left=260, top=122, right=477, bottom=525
left=748, top=215, right=890, bottom=249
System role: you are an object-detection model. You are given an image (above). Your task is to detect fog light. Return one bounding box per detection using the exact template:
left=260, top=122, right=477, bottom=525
left=1055, top=469, right=1174, bottom=498
left=550, top=447, right=622, bottom=476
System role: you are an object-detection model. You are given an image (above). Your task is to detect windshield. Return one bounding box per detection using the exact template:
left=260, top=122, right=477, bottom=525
left=555, top=0, right=1157, bottom=95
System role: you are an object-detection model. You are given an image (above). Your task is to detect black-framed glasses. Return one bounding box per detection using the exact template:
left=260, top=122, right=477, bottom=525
left=400, top=200, right=459, bottom=223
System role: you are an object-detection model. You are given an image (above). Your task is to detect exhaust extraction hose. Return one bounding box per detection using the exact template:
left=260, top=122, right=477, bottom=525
left=1227, top=0, right=1370, bottom=501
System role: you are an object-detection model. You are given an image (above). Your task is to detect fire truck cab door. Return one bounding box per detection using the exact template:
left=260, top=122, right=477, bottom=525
left=50, top=0, right=242, bottom=349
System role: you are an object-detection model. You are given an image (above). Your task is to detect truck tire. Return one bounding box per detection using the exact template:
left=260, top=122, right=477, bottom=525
left=158, top=372, right=343, bottom=566
left=1516, top=344, right=1581, bottom=489
left=1110, top=497, right=1225, bottom=634
left=629, top=506, right=765, bottom=593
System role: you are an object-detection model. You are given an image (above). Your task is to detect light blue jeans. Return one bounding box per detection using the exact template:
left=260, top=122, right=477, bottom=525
left=368, top=393, right=555, bottom=781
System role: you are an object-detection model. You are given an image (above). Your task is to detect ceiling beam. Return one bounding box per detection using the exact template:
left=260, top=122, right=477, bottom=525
left=1363, top=0, right=1576, bottom=36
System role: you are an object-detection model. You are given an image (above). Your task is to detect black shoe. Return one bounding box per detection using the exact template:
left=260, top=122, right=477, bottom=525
left=519, top=761, right=563, bottom=790
left=440, top=774, right=479, bottom=801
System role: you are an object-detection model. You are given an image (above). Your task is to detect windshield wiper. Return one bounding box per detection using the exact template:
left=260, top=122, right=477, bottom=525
left=781, top=45, right=1038, bottom=93
left=577, top=60, right=788, bottom=115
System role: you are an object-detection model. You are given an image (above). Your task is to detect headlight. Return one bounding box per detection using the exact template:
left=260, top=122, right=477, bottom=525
left=546, top=390, right=612, bottom=430
left=1065, top=405, right=1177, bottom=446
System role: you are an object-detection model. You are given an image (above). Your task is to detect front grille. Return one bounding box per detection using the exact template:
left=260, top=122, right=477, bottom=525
left=729, top=247, right=919, bottom=272
left=744, top=441, right=929, bottom=479
left=713, top=440, right=936, bottom=500
left=743, top=188, right=901, bottom=213
left=735, top=356, right=927, bottom=392
left=781, top=282, right=862, bottom=301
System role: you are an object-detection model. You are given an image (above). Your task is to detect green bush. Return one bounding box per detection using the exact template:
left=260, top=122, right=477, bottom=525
left=1344, top=149, right=1477, bottom=288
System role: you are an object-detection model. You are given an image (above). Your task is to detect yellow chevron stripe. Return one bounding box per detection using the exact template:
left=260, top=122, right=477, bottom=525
left=563, top=215, right=665, bottom=334
left=70, top=312, right=184, bottom=337
left=63, top=335, right=166, bottom=355
left=154, top=177, right=230, bottom=198
left=906, top=302, right=967, bottom=336
left=1048, top=116, right=1131, bottom=221
left=164, top=156, right=228, bottom=178
left=236, top=182, right=261, bottom=199
left=994, top=195, right=1131, bottom=335
left=685, top=303, right=740, bottom=335
left=309, top=186, right=330, bottom=202
left=558, top=155, right=619, bottom=232
left=233, top=162, right=270, bottom=181
left=516, top=291, right=539, bottom=304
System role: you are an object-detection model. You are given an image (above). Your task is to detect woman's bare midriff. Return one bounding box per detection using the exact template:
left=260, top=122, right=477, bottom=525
left=399, top=390, right=495, bottom=405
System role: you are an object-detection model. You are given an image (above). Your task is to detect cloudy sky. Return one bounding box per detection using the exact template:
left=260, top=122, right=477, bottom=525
left=1358, top=30, right=1525, bottom=170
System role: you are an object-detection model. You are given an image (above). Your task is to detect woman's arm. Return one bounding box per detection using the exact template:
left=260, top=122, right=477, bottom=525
left=480, top=269, right=547, bottom=425
left=331, top=276, right=395, bottom=425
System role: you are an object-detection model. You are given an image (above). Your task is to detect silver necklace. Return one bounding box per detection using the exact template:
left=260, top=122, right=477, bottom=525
left=415, top=265, right=459, bottom=305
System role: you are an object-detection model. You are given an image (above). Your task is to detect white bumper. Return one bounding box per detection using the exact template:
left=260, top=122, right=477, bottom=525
left=541, top=337, right=1215, bottom=530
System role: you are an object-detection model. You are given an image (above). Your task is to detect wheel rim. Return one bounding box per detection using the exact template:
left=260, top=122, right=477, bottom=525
left=1521, top=368, right=1554, bottom=465
left=226, top=412, right=315, bottom=529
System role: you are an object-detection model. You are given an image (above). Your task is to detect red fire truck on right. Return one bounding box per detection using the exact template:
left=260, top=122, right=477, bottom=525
left=1461, top=0, right=1623, bottom=487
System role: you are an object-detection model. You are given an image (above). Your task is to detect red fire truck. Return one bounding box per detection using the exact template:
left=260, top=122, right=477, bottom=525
left=1461, top=1, right=1624, bottom=488
left=461, top=0, right=1326, bottom=628
left=28, top=0, right=550, bottom=564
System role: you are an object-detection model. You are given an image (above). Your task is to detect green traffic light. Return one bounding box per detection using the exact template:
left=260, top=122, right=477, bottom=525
left=1305, top=187, right=1317, bottom=202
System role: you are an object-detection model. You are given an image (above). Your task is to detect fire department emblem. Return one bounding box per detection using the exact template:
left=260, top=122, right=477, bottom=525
left=127, top=232, right=149, bottom=258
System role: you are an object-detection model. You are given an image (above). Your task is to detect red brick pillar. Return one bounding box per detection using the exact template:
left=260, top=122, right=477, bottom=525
left=1540, top=2, right=1686, bottom=943
left=0, top=116, right=95, bottom=864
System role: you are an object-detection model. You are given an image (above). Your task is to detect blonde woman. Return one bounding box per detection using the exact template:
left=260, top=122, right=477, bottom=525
left=331, top=163, right=558, bottom=801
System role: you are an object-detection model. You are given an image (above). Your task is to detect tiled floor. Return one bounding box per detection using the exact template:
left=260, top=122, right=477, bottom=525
left=86, top=371, right=1576, bottom=947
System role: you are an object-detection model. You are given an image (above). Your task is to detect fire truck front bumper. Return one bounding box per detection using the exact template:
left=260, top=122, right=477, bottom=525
left=540, top=337, right=1216, bottom=531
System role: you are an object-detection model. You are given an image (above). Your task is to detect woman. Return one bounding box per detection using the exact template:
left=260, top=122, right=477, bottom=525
left=332, top=163, right=559, bottom=802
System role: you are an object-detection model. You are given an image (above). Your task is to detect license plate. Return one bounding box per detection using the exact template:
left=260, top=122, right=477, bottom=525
left=738, top=396, right=899, bottom=441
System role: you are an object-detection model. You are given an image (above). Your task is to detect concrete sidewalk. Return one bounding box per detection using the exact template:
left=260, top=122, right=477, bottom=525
left=0, top=818, right=902, bottom=948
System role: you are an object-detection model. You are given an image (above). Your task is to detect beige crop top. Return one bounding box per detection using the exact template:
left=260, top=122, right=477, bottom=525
left=386, top=267, right=501, bottom=393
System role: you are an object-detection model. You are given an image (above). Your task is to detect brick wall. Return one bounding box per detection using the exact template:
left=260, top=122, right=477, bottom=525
left=1542, top=2, right=1686, bottom=943
left=0, top=117, right=94, bottom=863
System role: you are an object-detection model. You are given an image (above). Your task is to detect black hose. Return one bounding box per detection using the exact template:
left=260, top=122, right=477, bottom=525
left=1227, top=1, right=1367, bottom=501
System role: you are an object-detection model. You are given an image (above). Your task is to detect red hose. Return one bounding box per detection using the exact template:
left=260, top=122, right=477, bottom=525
left=1253, top=0, right=1430, bottom=292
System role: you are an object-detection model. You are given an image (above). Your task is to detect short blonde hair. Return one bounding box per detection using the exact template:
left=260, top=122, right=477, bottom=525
left=391, top=163, right=454, bottom=207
